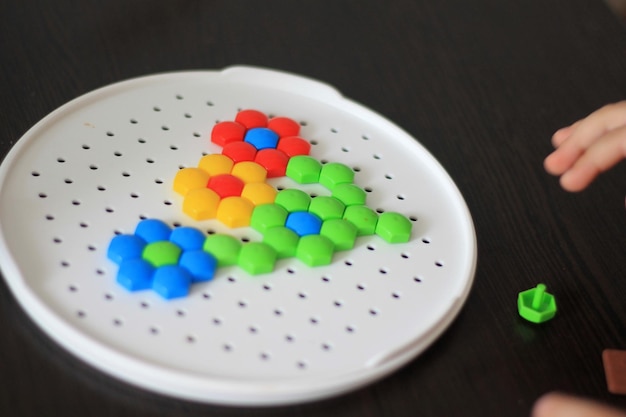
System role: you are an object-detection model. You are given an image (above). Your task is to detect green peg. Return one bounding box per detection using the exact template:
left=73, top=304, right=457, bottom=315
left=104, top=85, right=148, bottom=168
left=531, top=283, right=546, bottom=310
left=518, top=283, right=557, bottom=324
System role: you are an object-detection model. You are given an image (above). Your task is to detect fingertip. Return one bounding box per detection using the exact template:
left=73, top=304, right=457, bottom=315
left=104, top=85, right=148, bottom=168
left=544, top=152, right=568, bottom=176
left=552, top=125, right=574, bottom=147
left=551, top=133, right=566, bottom=148
left=533, top=392, right=626, bottom=417
left=560, top=170, right=589, bottom=192
left=532, top=392, right=562, bottom=417
left=544, top=153, right=558, bottom=175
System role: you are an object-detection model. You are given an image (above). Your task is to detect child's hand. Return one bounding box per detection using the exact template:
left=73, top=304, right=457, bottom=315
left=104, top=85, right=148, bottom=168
left=532, top=393, right=626, bottom=417
left=544, top=101, right=626, bottom=192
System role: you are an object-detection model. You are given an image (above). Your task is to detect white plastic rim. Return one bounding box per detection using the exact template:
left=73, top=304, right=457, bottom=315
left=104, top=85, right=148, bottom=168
left=0, top=66, right=477, bottom=406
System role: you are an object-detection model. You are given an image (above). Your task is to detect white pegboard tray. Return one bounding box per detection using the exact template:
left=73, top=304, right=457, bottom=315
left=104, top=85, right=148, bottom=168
left=0, top=66, right=477, bottom=406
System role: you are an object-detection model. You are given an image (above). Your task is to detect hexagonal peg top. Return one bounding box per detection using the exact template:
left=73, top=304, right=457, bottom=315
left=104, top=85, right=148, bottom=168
left=198, top=154, right=234, bottom=176
left=274, top=188, right=311, bottom=213
left=277, top=136, right=311, bottom=157
left=286, top=155, right=322, bottom=184
left=211, top=121, right=246, bottom=147
left=319, top=162, right=354, bottom=191
left=250, top=203, right=289, bottom=234
left=135, top=219, right=172, bottom=243
left=142, top=241, right=182, bottom=268
left=173, top=168, right=210, bottom=196
left=203, top=234, right=242, bottom=267
left=244, top=127, right=279, bottom=150
left=268, top=116, right=300, bottom=138
left=235, top=109, right=268, bottom=129
left=332, top=183, right=367, bottom=207
left=238, top=242, right=277, bottom=275
left=375, top=212, right=412, bottom=243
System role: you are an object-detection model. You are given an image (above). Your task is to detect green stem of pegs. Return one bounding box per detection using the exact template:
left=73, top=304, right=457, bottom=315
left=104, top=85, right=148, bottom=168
left=532, top=283, right=546, bottom=310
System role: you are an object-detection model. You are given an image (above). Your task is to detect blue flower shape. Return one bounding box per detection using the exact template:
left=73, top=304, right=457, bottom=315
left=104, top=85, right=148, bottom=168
left=107, top=219, right=217, bottom=299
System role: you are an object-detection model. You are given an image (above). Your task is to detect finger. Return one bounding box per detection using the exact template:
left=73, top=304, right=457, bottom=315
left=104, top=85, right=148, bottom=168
left=559, top=124, right=626, bottom=192
left=544, top=145, right=580, bottom=176
left=532, top=393, right=626, bottom=417
left=552, top=122, right=579, bottom=147
left=576, top=101, right=626, bottom=138
left=546, top=102, right=626, bottom=175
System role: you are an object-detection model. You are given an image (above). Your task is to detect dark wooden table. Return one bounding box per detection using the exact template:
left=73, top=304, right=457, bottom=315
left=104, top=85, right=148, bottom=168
left=1, top=1, right=626, bottom=416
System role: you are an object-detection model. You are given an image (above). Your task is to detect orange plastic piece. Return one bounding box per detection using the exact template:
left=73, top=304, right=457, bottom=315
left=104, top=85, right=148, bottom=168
left=222, top=141, right=257, bottom=163
left=198, top=154, right=234, bottom=176
left=268, top=117, right=300, bottom=138
left=603, top=349, right=626, bottom=394
left=211, top=121, right=245, bottom=147
left=183, top=188, right=220, bottom=220
left=173, top=168, right=209, bottom=196
left=255, top=148, right=289, bottom=177
left=235, top=109, right=268, bottom=129
left=217, top=196, right=254, bottom=228
left=207, top=174, right=245, bottom=198
left=231, top=161, right=267, bottom=184
left=277, top=136, right=311, bottom=157
left=241, top=182, right=277, bottom=205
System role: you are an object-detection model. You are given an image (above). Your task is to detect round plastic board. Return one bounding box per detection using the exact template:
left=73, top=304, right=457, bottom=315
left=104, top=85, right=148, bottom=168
left=0, top=66, right=477, bottom=406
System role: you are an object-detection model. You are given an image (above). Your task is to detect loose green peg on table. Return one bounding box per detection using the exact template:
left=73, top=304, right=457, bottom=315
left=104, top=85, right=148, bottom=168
left=518, top=283, right=557, bottom=323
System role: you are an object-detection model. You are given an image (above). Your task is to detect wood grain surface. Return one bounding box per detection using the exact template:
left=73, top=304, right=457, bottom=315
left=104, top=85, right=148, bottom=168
left=1, top=1, right=625, bottom=416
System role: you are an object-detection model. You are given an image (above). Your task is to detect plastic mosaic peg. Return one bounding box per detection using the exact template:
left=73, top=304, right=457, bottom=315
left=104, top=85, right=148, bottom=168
left=231, top=161, right=267, bottom=184
left=244, top=127, right=279, bottom=150
left=254, top=148, right=289, bottom=178
left=308, top=196, right=346, bottom=221
left=169, top=226, right=206, bottom=251
left=107, top=235, right=147, bottom=265
left=211, top=121, right=246, bottom=147
left=235, top=109, right=268, bottom=129
left=222, top=141, right=257, bottom=163
left=151, top=266, right=193, bottom=299
left=319, top=162, right=355, bottom=191
left=143, top=241, right=181, bottom=267
left=267, top=116, right=301, bottom=137
left=286, top=155, right=322, bottom=184
left=342, top=205, right=378, bottom=236
left=517, top=284, right=557, bottom=323
left=207, top=174, right=245, bottom=199
left=603, top=349, right=626, bottom=395
left=182, top=188, right=220, bottom=220
left=285, top=211, right=323, bottom=237
left=135, top=218, right=172, bottom=243
left=296, top=234, right=335, bottom=266
left=203, top=234, right=242, bottom=267
left=116, top=259, right=154, bottom=291
left=238, top=242, right=277, bottom=275
left=375, top=212, right=412, bottom=243
left=216, top=196, right=255, bottom=228
left=173, top=168, right=210, bottom=196
left=320, top=219, right=358, bottom=251
left=262, top=226, right=299, bottom=258
left=179, top=250, right=218, bottom=282
left=274, top=189, right=311, bottom=213
left=241, top=182, right=277, bottom=206
left=250, top=204, right=289, bottom=234
left=198, top=154, right=234, bottom=177
left=332, top=183, right=367, bottom=207
left=277, top=136, right=311, bottom=157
